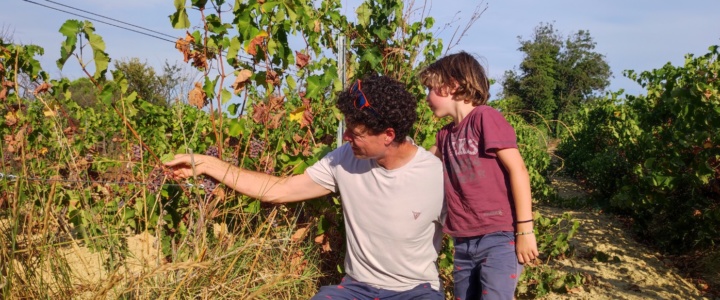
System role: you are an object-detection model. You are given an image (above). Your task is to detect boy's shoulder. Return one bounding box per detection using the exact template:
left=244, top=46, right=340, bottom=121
left=456, top=105, right=502, bottom=121
left=471, top=105, right=499, bottom=114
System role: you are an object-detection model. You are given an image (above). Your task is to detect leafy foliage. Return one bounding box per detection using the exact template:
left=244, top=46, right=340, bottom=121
left=57, top=20, right=110, bottom=80
left=559, top=45, right=720, bottom=251
left=517, top=212, right=582, bottom=298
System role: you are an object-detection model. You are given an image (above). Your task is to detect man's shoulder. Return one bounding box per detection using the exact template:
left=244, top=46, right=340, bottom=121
left=415, top=146, right=441, bottom=162
left=412, top=146, right=443, bottom=172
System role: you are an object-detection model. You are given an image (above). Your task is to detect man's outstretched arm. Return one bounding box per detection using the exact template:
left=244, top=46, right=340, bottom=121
left=165, top=154, right=331, bottom=204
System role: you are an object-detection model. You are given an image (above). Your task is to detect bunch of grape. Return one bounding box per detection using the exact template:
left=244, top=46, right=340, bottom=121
left=147, top=166, right=165, bottom=194
left=201, top=175, right=217, bottom=194
left=225, top=146, right=240, bottom=166
left=202, top=146, right=220, bottom=193
left=226, top=154, right=239, bottom=166
left=249, top=138, right=265, bottom=159
left=205, top=145, right=219, bottom=157
left=131, top=144, right=142, bottom=162
left=2, top=151, right=13, bottom=164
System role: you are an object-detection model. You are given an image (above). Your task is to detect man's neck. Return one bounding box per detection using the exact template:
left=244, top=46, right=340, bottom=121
left=376, top=140, right=418, bottom=170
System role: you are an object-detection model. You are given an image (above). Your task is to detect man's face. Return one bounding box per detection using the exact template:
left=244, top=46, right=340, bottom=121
left=342, top=124, right=387, bottom=159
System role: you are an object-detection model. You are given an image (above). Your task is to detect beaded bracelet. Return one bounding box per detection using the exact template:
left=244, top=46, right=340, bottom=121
left=515, top=231, right=534, bottom=236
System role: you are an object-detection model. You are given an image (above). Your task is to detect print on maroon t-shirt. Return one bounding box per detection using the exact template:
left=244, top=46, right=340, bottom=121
left=437, top=105, right=518, bottom=237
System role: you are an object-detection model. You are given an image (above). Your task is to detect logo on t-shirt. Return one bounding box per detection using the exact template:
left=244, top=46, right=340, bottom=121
left=412, top=211, right=421, bottom=220
left=450, top=137, right=479, bottom=155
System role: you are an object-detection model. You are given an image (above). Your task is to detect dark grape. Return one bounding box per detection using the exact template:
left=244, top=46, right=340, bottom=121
left=226, top=151, right=239, bottom=166
left=205, top=145, right=219, bottom=157
left=131, top=144, right=142, bottom=162
left=249, top=138, right=265, bottom=159
left=2, top=152, right=12, bottom=163
left=200, top=145, right=220, bottom=193
left=201, top=175, right=218, bottom=194
left=148, top=166, right=164, bottom=194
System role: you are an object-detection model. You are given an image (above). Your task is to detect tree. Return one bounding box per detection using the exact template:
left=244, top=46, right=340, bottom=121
left=68, top=77, right=101, bottom=109
left=112, top=58, right=195, bottom=107
left=501, top=22, right=611, bottom=128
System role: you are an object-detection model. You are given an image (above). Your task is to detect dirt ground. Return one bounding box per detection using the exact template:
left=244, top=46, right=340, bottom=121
left=538, top=175, right=713, bottom=299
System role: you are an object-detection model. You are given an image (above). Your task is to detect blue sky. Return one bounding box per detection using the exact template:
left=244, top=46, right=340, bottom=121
left=3, top=0, right=720, bottom=99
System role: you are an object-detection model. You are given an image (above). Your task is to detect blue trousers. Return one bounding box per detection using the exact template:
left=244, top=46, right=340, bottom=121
left=452, top=231, right=523, bottom=300
left=311, top=276, right=444, bottom=300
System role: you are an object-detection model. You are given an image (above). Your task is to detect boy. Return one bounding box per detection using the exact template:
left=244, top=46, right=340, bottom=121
left=419, top=52, right=538, bottom=300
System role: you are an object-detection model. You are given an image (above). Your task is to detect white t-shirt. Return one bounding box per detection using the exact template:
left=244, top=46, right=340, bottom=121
left=306, top=142, right=445, bottom=291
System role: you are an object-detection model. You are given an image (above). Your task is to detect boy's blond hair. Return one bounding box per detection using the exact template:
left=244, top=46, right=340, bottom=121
left=419, top=51, right=490, bottom=106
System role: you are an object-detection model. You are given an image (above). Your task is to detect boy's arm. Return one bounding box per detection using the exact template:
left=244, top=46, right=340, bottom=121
left=165, top=154, right=331, bottom=204
left=496, top=148, right=539, bottom=264
left=428, top=144, right=441, bottom=159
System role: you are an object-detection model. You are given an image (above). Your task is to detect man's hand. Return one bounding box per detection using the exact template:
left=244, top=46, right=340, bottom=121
left=164, top=153, right=212, bottom=180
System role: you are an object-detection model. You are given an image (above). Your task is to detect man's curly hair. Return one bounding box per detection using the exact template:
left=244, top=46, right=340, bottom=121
left=336, top=75, right=417, bottom=143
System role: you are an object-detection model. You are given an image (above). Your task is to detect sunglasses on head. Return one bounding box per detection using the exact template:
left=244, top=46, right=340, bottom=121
left=351, top=79, right=382, bottom=119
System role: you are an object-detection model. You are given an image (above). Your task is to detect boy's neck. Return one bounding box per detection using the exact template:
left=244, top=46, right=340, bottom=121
left=452, top=102, right=479, bottom=125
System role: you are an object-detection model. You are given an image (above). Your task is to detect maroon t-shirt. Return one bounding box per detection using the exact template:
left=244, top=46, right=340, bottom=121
left=437, top=105, right=517, bottom=237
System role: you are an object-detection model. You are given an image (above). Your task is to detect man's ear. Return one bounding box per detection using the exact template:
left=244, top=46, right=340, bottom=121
left=384, top=128, right=396, bottom=144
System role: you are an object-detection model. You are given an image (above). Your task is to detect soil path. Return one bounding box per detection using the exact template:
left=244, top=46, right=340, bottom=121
left=538, top=168, right=709, bottom=299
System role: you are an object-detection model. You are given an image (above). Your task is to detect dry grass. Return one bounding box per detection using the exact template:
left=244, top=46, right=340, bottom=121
left=0, top=195, right=329, bottom=299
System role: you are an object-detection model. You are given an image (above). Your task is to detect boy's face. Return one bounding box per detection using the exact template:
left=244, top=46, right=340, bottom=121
left=426, top=86, right=454, bottom=118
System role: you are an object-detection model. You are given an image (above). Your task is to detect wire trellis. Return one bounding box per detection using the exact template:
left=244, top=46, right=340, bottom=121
left=0, top=172, right=202, bottom=189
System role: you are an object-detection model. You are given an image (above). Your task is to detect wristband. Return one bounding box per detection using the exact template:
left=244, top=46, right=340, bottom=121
left=516, top=219, right=533, bottom=224
left=515, top=231, right=534, bottom=236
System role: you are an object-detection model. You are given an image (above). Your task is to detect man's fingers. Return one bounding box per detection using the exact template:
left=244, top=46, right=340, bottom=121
left=174, top=168, right=193, bottom=179
left=164, top=154, right=189, bottom=167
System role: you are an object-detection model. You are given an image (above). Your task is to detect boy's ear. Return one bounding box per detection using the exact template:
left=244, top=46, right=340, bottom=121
left=449, top=80, right=460, bottom=94
left=436, top=84, right=457, bottom=97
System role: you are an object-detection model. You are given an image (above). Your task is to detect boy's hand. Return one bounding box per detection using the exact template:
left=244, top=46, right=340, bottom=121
left=516, top=234, right=539, bottom=264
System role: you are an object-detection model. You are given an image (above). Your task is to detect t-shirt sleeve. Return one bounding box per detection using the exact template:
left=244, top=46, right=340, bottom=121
left=305, top=146, right=341, bottom=193
left=479, top=108, right=517, bottom=156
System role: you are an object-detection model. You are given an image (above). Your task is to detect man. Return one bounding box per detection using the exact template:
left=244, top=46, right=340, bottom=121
left=165, top=75, right=445, bottom=299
